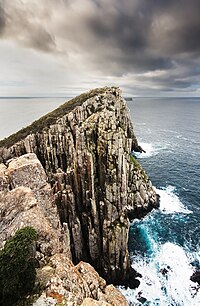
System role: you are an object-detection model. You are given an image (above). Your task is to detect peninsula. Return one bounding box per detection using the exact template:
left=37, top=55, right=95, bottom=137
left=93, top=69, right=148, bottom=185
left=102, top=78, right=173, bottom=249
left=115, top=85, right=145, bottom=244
left=0, top=87, right=159, bottom=305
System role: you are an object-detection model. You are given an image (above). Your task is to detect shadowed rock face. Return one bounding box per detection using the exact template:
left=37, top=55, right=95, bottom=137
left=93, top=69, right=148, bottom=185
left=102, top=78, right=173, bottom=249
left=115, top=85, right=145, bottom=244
left=0, top=87, right=159, bottom=286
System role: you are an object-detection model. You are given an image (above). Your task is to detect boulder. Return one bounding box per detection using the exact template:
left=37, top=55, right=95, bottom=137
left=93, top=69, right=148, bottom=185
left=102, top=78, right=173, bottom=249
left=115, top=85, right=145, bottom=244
left=0, top=153, right=70, bottom=258
left=191, top=270, right=200, bottom=285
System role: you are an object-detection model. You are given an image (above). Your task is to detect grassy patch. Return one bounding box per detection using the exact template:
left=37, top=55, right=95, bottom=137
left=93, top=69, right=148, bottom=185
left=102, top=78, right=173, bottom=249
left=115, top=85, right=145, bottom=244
left=130, top=154, right=149, bottom=182
left=130, top=154, right=141, bottom=170
left=0, top=87, right=111, bottom=149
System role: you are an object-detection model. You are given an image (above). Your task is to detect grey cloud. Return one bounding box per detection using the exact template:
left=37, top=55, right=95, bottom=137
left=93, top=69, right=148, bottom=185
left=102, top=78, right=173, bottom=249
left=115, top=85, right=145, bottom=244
left=0, top=0, right=200, bottom=93
left=150, top=1, right=200, bottom=56
left=0, top=2, right=6, bottom=35
left=23, top=24, right=56, bottom=52
left=57, top=0, right=200, bottom=77
left=1, top=0, right=56, bottom=52
left=135, top=59, right=200, bottom=93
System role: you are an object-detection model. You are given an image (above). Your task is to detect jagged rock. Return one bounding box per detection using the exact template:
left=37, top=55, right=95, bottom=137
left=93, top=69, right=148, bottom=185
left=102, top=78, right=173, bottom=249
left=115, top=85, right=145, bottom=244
left=6, top=153, right=47, bottom=190
left=0, top=153, right=70, bottom=259
left=34, top=254, right=128, bottom=306
left=0, top=153, right=128, bottom=305
left=0, top=163, right=8, bottom=191
left=0, top=87, right=159, bottom=287
left=191, top=270, right=200, bottom=285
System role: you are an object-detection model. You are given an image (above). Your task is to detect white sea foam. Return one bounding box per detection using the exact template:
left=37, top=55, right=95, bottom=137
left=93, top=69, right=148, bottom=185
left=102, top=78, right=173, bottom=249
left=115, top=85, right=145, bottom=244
left=134, top=143, right=157, bottom=158
left=134, top=142, right=167, bottom=158
left=120, top=243, right=200, bottom=305
left=119, top=186, right=196, bottom=305
left=155, top=185, right=193, bottom=214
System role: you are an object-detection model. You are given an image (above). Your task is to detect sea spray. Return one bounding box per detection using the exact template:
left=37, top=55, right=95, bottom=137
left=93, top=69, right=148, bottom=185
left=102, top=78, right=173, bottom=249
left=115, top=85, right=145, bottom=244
left=120, top=243, right=199, bottom=305
left=133, top=142, right=166, bottom=158
left=121, top=186, right=199, bottom=305
left=123, top=98, right=200, bottom=305
left=156, top=186, right=193, bottom=214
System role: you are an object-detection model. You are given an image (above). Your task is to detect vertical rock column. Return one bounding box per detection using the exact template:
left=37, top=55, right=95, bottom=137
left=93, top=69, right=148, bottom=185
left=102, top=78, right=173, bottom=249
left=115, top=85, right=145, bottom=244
left=53, top=91, right=142, bottom=285
left=0, top=87, right=159, bottom=286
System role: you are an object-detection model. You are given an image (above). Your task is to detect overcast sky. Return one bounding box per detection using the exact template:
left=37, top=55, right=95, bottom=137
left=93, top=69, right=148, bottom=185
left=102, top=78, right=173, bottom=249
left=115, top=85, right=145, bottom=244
left=0, top=0, right=200, bottom=97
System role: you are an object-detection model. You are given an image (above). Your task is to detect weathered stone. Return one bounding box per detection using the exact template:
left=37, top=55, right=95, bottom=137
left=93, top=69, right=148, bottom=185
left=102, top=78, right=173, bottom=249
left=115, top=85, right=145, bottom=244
left=0, top=163, right=8, bottom=191
left=0, top=153, right=70, bottom=258
left=6, top=153, right=47, bottom=190
left=0, top=87, right=159, bottom=288
left=35, top=253, right=128, bottom=306
left=0, top=153, right=128, bottom=305
left=104, top=285, right=129, bottom=305
left=81, top=298, right=112, bottom=306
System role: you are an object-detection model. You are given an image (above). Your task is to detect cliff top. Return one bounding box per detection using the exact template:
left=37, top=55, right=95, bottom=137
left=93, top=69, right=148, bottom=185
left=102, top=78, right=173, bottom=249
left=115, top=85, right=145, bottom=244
left=0, top=86, right=118, bottom=148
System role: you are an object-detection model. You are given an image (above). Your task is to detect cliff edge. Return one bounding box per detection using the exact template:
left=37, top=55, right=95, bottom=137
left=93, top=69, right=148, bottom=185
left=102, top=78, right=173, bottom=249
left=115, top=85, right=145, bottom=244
left=0, top=87, right=159, bottom=302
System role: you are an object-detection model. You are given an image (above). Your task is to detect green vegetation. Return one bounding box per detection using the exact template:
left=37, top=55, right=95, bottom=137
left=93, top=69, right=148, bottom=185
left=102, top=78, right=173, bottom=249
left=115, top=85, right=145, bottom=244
left=130, top=154, right=142, bottom=171
left=0, top=227, right=37, bottom=306
left=0, top=87, right=110, bottom=149
left=130, top=154, right=149, bottom=182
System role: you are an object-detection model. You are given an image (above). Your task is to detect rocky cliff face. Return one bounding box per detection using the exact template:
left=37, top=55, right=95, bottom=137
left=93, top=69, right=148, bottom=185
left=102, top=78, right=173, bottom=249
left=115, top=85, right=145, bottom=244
left=0, top=153, right=128, bottom=305
left=0, top=153, right=69, bottom=256
left=0, top=87, right=159, bottom=289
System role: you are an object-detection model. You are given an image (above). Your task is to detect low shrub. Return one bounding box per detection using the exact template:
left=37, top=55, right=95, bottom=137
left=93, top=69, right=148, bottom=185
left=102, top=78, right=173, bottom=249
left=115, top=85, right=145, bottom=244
left=0, top=227, right=37, bottom=305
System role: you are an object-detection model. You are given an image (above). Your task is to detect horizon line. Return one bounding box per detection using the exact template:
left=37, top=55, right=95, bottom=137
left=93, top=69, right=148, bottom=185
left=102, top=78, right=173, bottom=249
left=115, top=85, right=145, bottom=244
left=0, top=96, right=200, bottom=99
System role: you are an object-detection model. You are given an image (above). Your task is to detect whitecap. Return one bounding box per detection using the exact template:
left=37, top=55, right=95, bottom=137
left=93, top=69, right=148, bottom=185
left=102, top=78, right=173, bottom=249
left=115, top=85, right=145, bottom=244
left=157, top=243, right=199, bottom=304
left=155, top=185, right=192, bottom=214
left=134, top=143, right=158, bottom=158
left=134, top=142, right=170, bottom=158
left=120, top=243, right=200, bottom=305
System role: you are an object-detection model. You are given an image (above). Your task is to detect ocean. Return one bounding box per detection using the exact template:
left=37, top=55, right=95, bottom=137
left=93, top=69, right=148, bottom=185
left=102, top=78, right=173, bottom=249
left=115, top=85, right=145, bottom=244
left=120, top=98, right=200, bottom=305
left=0, top=97, right=68, bottom=140
left=0, top=96, right=199, bottom=305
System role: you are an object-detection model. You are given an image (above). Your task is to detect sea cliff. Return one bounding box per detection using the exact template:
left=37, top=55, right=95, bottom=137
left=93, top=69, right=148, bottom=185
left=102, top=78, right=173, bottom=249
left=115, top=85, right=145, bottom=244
left=0, top=87, right=159, bottom=305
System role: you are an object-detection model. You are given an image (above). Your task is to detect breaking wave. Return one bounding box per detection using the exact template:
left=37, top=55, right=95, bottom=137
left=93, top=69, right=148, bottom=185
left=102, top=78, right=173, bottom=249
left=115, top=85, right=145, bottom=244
left=120, top=242, right=199, bottom=305
left=119, top=186, right=199, bottom=305
left=134, top=142, right=168, bottom=158
left=156, top=185, right=193, bottom=214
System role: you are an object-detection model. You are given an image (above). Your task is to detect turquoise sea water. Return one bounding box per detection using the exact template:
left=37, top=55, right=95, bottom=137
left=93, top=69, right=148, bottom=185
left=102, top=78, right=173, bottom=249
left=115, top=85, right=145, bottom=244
left=0, top=96, right=199, bottom=305
left=120, top=98, right=200, bottom=305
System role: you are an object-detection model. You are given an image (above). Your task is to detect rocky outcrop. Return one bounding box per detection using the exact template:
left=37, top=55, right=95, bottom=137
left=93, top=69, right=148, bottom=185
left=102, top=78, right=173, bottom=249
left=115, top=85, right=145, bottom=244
left=191, top=270, right=200, bottom=285
left=0, top=153, right=128, bottom=305
left=34, top=254, right=128, bottom=306
left=0, top=153, right=70, bottom=260
left=0, top=87, right=159, bottom=287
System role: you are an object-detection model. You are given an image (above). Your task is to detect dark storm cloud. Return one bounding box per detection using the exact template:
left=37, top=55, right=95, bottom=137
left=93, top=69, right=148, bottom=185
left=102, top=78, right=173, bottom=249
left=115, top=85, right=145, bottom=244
left=66, top=0, right=200, bottom=80
left=0, top=2, right=6, bottom=35
left=150, top=1, right=200, bottom=57
left=1, top=0, right=200, bottom=93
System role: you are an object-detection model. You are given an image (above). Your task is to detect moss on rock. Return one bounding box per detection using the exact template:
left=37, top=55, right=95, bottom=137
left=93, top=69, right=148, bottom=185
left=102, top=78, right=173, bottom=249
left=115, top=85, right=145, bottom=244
left=130, top=154, right=149, bottom=182
left=0, top=227, right=37, bottom=306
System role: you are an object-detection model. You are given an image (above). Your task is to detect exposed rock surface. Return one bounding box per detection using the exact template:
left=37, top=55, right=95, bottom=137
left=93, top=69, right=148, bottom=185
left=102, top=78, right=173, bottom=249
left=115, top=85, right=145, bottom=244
left=0, top=87, right=159, bottom=288
left=81, top=299, right=112, bottom=306
left=0, top=153, right=127, bottom=305
left=191, top=270, right=200, bottom=285
left=0, top=153, right=70, bottom=260
left=34, top=254, right=128, bottom=306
